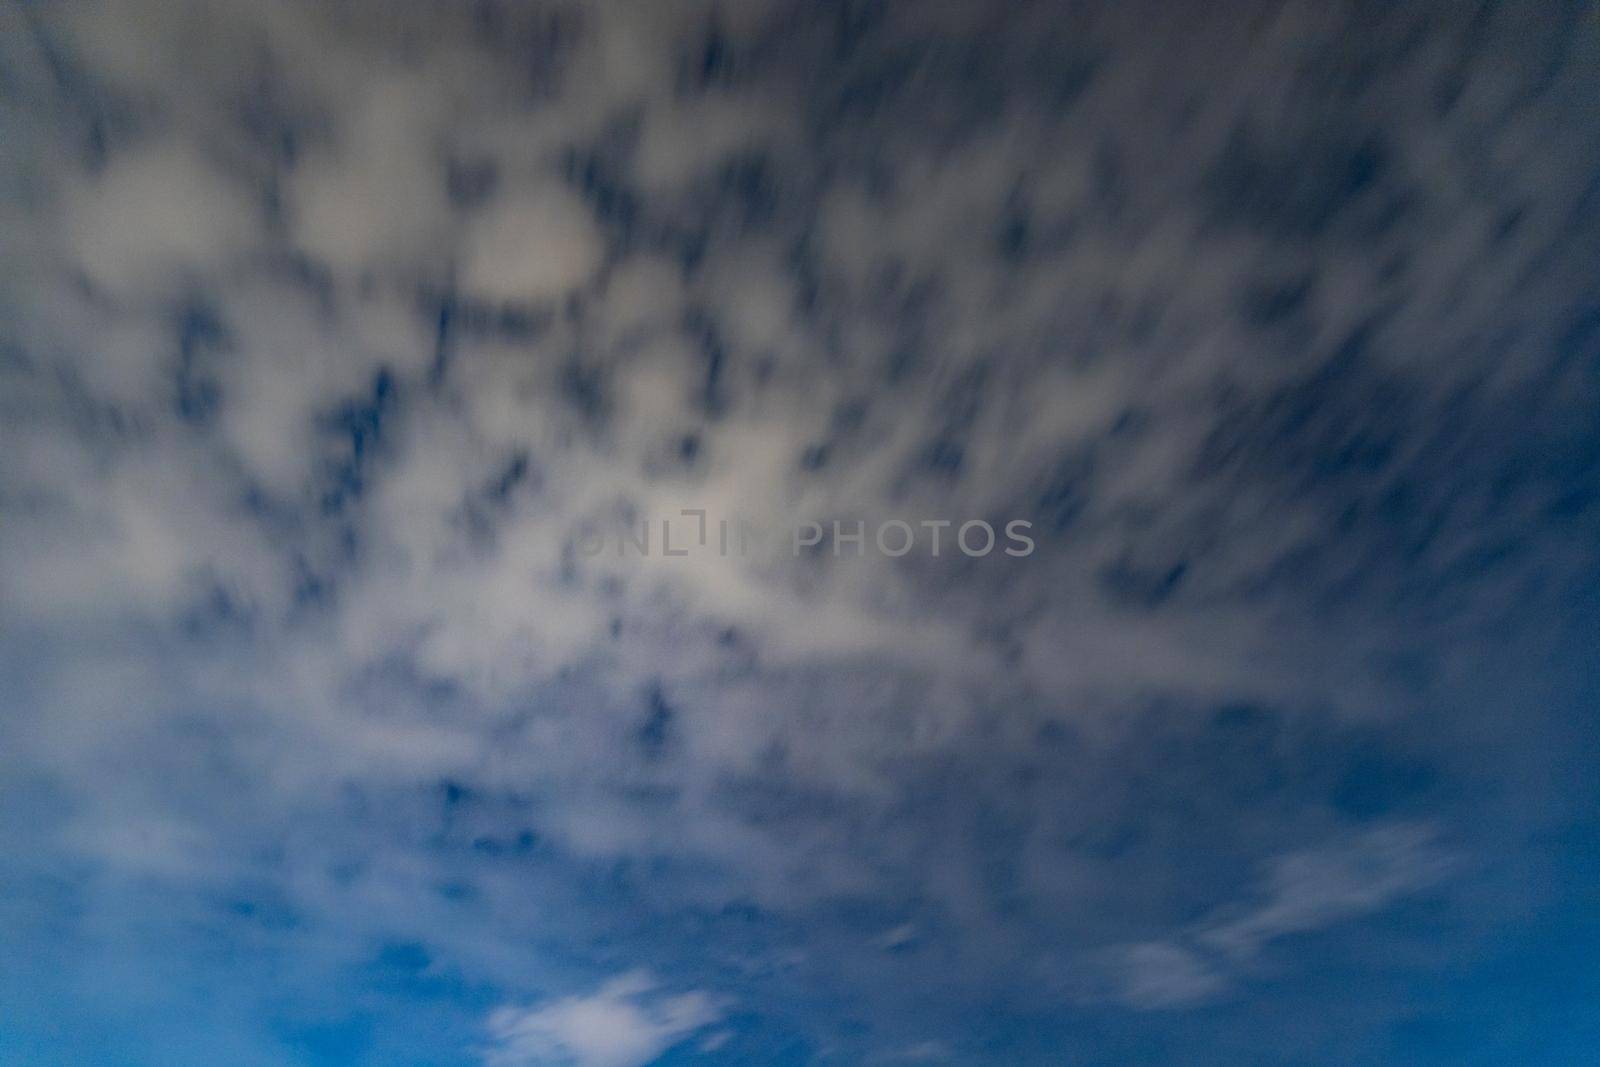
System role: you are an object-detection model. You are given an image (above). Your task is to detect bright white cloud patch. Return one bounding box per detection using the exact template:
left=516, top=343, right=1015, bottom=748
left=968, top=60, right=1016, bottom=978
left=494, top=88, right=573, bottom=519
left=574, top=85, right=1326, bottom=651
left=483, top=972, right=726, bottom=1067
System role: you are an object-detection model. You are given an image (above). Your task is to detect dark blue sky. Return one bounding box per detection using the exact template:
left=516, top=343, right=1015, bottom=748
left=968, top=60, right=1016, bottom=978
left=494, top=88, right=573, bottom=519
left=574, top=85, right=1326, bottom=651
left=2, top=1, right=1598, bottom=1064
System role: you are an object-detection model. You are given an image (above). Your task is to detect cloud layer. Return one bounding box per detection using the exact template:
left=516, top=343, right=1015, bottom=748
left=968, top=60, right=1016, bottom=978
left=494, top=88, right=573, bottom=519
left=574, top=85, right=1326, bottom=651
left=2, top=1, right=1598, bottom=1064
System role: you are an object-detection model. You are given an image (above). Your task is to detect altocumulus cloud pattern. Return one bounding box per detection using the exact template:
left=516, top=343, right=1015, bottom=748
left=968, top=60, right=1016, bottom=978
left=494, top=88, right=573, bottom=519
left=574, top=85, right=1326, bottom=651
left=2, top=2, right=1599, bottom=1065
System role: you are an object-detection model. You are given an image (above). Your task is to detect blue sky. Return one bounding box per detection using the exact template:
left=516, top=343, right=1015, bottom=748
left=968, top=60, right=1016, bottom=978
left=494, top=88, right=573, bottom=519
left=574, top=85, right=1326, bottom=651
left=2, top=1, right=1598, bottom=1064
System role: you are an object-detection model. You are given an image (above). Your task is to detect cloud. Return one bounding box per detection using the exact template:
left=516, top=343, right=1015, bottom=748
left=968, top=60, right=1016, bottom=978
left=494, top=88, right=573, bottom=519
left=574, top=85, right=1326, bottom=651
left=1106, top=942, right=1229, bottom=1011
left=63, top=139, right=259, bottom=299
left=877, top=1040, right=957, bottom=1063
left=1105, top=822, right=1454, bottom=1010
left=285, top=70, right=455, bottom=278
left=1199, top=821, right=1456, bottom=960
left=459, top=183, right=606, bottom=305
left=482, top=972, right=727, bottom=1067
left=0, top=0, right=1596, bottom=1063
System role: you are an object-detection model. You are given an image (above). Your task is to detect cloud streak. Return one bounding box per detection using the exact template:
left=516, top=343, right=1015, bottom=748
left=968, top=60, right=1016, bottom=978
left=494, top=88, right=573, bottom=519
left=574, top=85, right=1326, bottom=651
left=1105, top=821, right=1455, bottom=1009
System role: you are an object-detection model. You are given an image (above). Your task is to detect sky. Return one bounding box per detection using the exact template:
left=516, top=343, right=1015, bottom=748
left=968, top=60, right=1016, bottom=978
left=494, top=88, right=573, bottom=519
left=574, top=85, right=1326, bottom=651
left=1, top=1, right=1599, bottom=1064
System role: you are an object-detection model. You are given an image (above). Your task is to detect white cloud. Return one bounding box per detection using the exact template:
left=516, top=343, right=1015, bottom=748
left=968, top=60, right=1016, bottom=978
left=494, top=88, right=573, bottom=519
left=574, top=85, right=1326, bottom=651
left=1198, top=822, right=1456, bottom=960
left=1105, top=942, right=1228, bottom=1011
left=2, top=0, right=1594, bottom=1060
left=633, top=96, right=781, bottom=192
left=1103, top=823, right=1454, bottom=1010
left=483, top=972, right=726, bottom=1067
left=64, top=140, right=258, bottom=299
left=459, top=184, right=606, bottom=305
left=287, top=72, right=455, bottom=278
left=878, top=1039, right=957, bottom=1062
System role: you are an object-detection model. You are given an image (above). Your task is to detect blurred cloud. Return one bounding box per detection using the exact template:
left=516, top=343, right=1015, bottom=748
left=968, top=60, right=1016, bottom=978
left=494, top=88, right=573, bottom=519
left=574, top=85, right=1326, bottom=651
left=1, top=0, right=1597, bottom=1063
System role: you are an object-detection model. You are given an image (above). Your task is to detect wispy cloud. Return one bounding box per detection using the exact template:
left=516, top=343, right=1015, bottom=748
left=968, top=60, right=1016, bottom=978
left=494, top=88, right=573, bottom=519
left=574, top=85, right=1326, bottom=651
left=483, top=971, right=727, bottom=1067
left=1105, top=822, right=1455, bottom=1009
